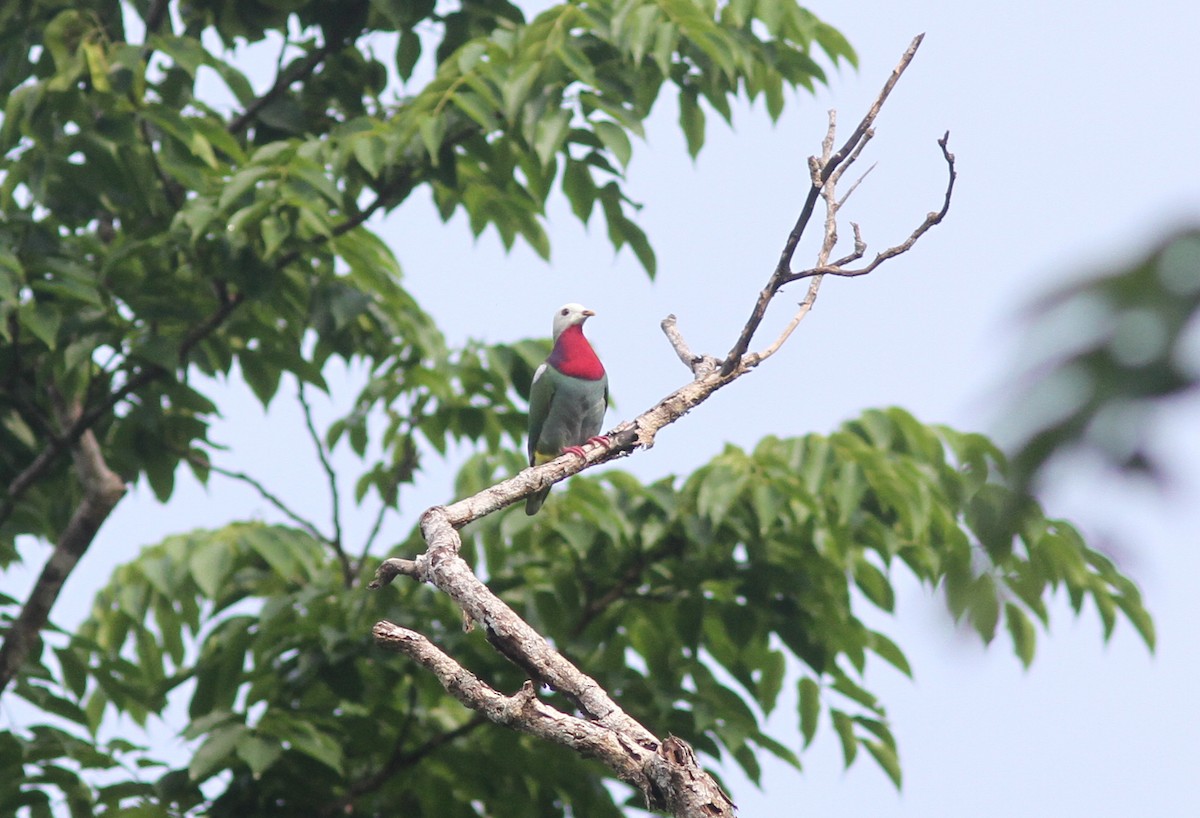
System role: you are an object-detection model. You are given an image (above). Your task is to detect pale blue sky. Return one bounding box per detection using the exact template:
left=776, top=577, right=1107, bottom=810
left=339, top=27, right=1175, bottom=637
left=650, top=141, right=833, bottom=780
left=7, top=1, right=1200, bottom=815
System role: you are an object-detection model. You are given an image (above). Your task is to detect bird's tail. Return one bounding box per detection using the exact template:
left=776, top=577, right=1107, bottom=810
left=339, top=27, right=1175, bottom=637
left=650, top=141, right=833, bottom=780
left=525, top=485, right=551, bottom=515
left=526, top=451, right=555, bottom=515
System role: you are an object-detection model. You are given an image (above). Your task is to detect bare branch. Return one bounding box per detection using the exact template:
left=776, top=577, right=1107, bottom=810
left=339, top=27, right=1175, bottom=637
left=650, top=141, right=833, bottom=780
left=837, top=163, right=877, bottom=210
left=720, top=33, right=926, bottom=375
left=373, top=623, right=734, bottom=816
left=745, top=276, right=823, bottom=366
left=370, top=557, right=422, bottom=587
left=827, top=127, right=874, bottom=192
left=0, top=396, right=126, bottom=695
left=660, top=315, right=719, bottom=377
left=374, top=622, right=651, bottom=765
left=832, top=222, right=867, bottom=268
left=786, top=132, right=957, bottom=282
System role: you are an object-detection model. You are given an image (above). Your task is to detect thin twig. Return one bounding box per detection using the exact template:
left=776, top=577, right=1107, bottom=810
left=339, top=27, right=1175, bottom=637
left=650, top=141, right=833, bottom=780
left=785, top=132, right=957, bottom=282
left=320, top=713, right=488, bottom=816
left=837, top=162, right=877, bottom=209
left=187, top=453, right=330, bottom=544
left=747, top=277, right=823, bottom=366
left=298, top=384, right=351, bottom=585
left=228, top=38, right=342, bottom=135
left=359, top=500, right=392, bottom=566
left=720, top=33, right=926, bottom=375
left=828, top=130, right=874, bottom=190
left=831, top=222, right=867, bottom=268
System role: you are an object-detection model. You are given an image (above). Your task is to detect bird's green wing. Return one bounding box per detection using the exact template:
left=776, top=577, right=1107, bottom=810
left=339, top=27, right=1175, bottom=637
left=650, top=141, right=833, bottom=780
left=527, top=362, right=558, bottom=464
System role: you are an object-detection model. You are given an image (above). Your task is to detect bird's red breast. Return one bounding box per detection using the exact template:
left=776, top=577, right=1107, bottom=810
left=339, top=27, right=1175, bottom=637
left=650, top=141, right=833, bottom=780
left=548, top=324, right=605, bottom=380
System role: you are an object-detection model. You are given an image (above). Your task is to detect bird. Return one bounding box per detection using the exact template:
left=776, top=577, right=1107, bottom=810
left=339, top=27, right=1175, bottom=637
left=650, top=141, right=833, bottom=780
left=525, top=302, right=609, bottom=515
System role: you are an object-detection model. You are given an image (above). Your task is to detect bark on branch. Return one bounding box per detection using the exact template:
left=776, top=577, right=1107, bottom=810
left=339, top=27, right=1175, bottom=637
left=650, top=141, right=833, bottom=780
left=371, top=34, right=953, bottom=817
left=0, top=396, right=127, bottom=694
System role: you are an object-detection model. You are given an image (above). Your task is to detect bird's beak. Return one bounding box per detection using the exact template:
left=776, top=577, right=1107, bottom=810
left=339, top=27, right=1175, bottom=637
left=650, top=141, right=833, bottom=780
left=582, top=309, right=596, bottom=317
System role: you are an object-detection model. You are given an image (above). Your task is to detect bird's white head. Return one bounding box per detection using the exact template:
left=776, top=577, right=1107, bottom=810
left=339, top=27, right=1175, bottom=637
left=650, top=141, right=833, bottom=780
left=551, top=302, right=596, bottom=340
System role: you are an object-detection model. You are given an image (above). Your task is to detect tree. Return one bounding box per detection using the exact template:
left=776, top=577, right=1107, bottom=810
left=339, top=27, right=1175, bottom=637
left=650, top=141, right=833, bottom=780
left=0, top=2, right=1155, bottom=816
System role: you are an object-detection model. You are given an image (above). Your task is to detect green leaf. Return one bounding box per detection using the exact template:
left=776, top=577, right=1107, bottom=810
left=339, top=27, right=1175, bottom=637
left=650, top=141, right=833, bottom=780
left=798, top=677, right=820, bottom=747
left=679, top=88, right=705, bottom=158
left=868, top=630, right=912, bottom=678
left=188, top=539, right=233, bottom=599
left=1115, top=590, right=1156, bottom=650
left=55, top=647, right=90, bottom=700
left=235, top=733, right=282, bottom=779
left=418, top=115, right=446, bottom=158
left=396, top=28, right=422, bottom=81
left=534, top=109, right=571, bottom=167
left=853, top=557, right=894, bottom=611
left=453, top=91, right=496, bottom=128
left=239, top=352, right=281, bottom=407
left=830, top=709, right=857, bottom=766
left=353, top=134, right=386, bottom=178
left=863, top=738, right=902, bottom=788
left=556, top=42, right=597, bottom=85
left=1004, top=603, right=1036, bottom=668
left=219, top=166, right=271, bottom=211
left=562, top=160, right=596, bottom=222
left=189, top=724, right=246, bottom=782
left=815, top=21, right=858, bottom=67
left=594, top=120, right=633, bottom=169
left=18, top=302, right=62, bottom=349
left=969, top=573, right=1001, bottom=642
left=277, top=721, right=344, bottom=775
left=36, top=258, right=104, bottom=306
left=695, top=462, right=747, bottom=527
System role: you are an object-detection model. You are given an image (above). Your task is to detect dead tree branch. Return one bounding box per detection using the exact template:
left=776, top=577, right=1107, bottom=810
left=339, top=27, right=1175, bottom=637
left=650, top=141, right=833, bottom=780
left=720, top=32, right=927, bottom=376
left=371, top=34, right=953, bottom=817
left=785, top=132, right=957, bottom=282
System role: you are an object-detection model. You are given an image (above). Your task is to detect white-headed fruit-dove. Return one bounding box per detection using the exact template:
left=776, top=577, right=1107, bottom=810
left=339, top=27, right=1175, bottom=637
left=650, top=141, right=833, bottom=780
left=525, top=303, right=609, bottom=515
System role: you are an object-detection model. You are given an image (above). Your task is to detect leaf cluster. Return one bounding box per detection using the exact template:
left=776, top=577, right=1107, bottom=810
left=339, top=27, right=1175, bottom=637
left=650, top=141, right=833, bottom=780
left=8, top=404, right=1153, bottom=812
left=0, top=0, right=851, bottom=563
left=1011, top=229, right=1200, bottom=488
left=450, top=407, right=1152, bottom=789
left=9, top=521, right=631, bottom=816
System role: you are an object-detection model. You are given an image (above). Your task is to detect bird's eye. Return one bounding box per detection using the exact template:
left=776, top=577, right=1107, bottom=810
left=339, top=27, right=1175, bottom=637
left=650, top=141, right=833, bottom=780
left=560, top=308, right=569, bottom=316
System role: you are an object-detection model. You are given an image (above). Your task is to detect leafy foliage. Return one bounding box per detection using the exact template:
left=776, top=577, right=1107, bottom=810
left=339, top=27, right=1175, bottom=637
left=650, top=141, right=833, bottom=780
left=0, top=0, right=852, bottom=553
left=1010, top=228, right=1200, bottom=488
left=0, top=723, right=163, bottom=818
left=0, top=0, right=875, bottom=814
left=22, top=408, right=1151, bottom=813
left=455, top=407, right=1152, bottom=789
left=0, top=0, right=1162, bottom=815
